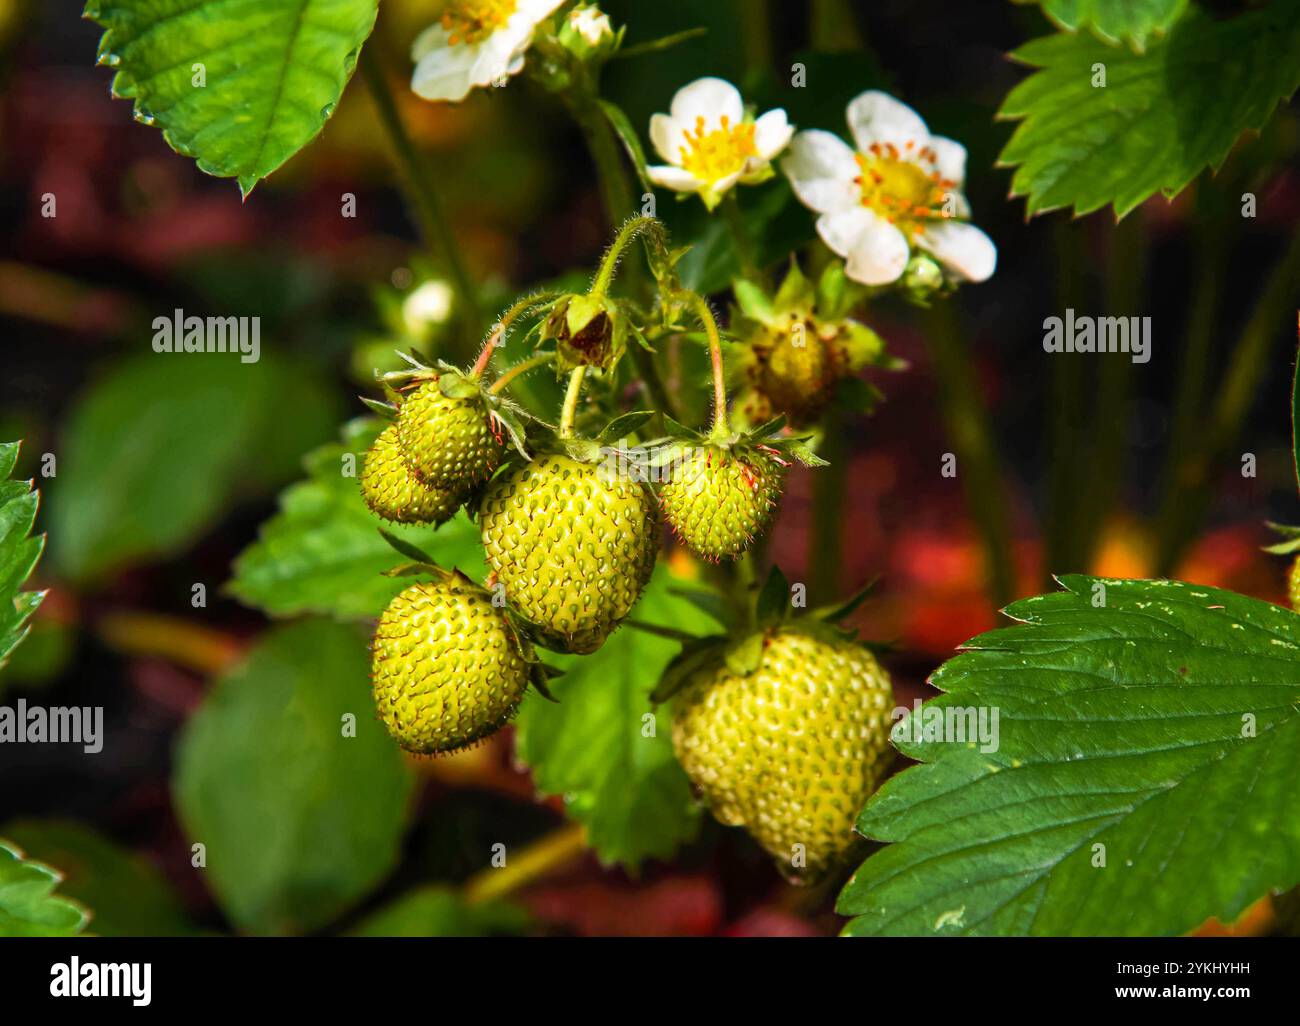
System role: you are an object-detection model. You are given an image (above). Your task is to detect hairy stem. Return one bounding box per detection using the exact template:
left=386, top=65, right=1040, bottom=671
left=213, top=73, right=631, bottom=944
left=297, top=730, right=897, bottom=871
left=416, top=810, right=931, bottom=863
left=462, top=823, right=588, bottom=906
left=488, top=352, right=556, bottom=396
left=682, top=291, right=730, bottom=437
left=559, top=365, right=588, bottom=438
left=591, top=215, right=664, bottom=297
left=360, top=48, right=481, bottom=351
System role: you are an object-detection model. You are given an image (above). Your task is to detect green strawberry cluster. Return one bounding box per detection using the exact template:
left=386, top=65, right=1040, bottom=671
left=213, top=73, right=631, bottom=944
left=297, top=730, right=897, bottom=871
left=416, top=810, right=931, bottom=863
left=360, top=218, right=897, bottom=882
left=360, top=365, right=507, bottom=526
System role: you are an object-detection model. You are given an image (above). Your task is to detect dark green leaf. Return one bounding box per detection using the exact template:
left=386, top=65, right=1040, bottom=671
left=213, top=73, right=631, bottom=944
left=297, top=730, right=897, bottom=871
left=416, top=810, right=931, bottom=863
left=0, top=839, right=88, bottom=937
left=2, top=820, right=198, bottom=936
left=839, top=576, right=1300, bottom=936
left=998, top=4, right=1300, bottom=218
left=86, top=0, right=379, bottom=195
left=514, top=569, right=717, bottom=867
left=0, top=441, right=44, bottom=668
left=50, top=354, right=337, bottom=584
left=227, top=418, right=484, bottom=621
left=174, top=618, right=414, bottom=935
left=1013, top=0, right=1188, bottom=52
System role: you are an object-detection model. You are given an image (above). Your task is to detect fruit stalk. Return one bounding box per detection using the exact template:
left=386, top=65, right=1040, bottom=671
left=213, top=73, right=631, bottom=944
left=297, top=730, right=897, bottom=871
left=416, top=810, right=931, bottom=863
left=488, top=352, right=556, bottom=395
left=462, top=823, right=588, bottom=906
left=559, top=365, right=587, bottom=438
left=590, top=214, right=666, bottom=297
left=683, top=291, right=730, bottom=437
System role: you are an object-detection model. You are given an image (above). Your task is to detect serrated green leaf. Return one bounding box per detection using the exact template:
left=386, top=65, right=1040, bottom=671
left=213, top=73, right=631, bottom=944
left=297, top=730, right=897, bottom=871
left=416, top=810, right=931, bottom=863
left=49, top=354, right=337, bottom=584
left=0, top=839, right=88, bottom=937
left=998, top=3, right=1300, bottom=218
left=1014, top=0, right=1187, bottom=52
left=347, top=886, right=529, bottom=937
left=838, top=576, right=1300, bottom=936
left=0, top=441, right=44, bottom=669
left=514, top=569, right=718, bottom=868
left=3, top=820, right=198, bottom=936
left=174, top=618, right=414, bottom=935
left=85, top=0, right=379, bottom=195
left=227, top=418, right=484, bottom=621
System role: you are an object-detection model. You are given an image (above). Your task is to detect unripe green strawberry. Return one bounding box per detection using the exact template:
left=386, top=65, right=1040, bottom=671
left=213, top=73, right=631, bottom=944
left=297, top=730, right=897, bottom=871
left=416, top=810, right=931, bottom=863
left=660, top=443, right=785, bottom=561
left=396, top=377, right=503, bottom=490
left=479, top=453, right=658, bottom=654
left=361, top=424, right=462, bottom=524
left=759, top=323, right=839, bottom=424
left=1290, top=556, right=1300, bottom=612
left=371, top=577, right=530, bottom=754
left=671, top=627, right=894, bottom=881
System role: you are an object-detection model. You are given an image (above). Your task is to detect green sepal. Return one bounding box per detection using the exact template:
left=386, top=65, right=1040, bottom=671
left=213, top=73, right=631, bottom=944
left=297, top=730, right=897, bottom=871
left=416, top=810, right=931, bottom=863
left=732, top=278, right=775, bottom=325
left=598, top=411, right=655, bottom=445
left=649, top=634, right=728, bottom=704
left=811, top=575, right=879, bottom=625
left=377, top=529, right=438, bottom=566
left=528, top=662, right=562, bottom=703
left=723, top=631, right=766, bottom=677
left=359, top=396, right=398, bottom=419
left=772, top=258, right=815, bottom=316
left=437, top=370, right=481, bottom=401
left=1263, top=521, right=1300, bottom=555
left=756, top=564, right=792, bottom=625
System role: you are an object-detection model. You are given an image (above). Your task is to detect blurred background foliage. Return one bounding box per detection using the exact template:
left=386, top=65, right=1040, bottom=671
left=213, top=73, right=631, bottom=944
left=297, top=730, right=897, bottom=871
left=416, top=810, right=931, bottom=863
left=0, top=0, right=1297, bottom=936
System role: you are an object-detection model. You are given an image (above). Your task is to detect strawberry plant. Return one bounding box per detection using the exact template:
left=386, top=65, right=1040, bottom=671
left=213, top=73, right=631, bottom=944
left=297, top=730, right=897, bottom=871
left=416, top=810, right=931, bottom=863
left=0, top=0, right=1297, bottom=942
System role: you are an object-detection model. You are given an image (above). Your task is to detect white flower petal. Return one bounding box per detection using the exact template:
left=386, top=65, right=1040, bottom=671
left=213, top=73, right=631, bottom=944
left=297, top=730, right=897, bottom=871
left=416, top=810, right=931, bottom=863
left=412, top=44, right=485, bottom=102
left=781, top=129, right=859, bottom=214
left=753, top=109, right=793, bottom=160
left=918, top=221, right=997, bottom=282
left=650, top=114, right=686, bottom=166
left=411, top=24, right=450, bottom=62
left=520, top=0, right=566, bottom=19
left=928, top=135, right=967, bottom=188
left=670, top=76, right=744, bottom=131
left=647, top=165, right=702, bottom=192
left=816, top=208, right=909, bottom=285
left=846, top=90, right=930, bottom=154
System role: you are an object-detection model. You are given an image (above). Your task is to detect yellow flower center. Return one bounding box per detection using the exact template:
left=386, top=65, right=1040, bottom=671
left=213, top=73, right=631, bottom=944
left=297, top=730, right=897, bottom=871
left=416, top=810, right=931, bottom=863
left=438, top=0, right=517, bottom=46
left=677, top=115, right=757, bottom=184
left=854, top=141, right=955, bottom=238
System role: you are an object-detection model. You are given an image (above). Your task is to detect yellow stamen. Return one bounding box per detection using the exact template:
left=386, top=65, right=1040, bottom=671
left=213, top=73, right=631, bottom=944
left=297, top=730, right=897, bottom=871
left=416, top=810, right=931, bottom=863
left=677, top=115, right=757, bottom=185
left=853, top=143, right=955, bottom=238
left=438, top=0, right=517, bottom=46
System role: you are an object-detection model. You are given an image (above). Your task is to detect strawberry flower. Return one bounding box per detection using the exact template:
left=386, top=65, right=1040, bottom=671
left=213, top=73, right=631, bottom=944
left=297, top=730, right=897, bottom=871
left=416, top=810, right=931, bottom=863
left=411, top=0, right=565, bottom=103
left=781, top=90, right=996, bottom=286
left=647, top=77, right=793, bottom=211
